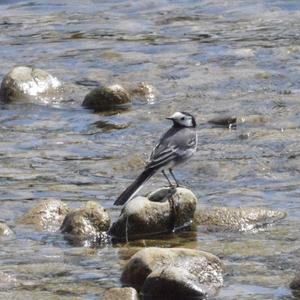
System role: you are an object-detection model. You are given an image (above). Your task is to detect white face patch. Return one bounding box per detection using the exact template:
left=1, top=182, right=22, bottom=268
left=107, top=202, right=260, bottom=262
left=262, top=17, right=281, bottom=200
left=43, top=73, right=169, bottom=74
left=169, top=112, right=185, bottom=119
left=168, top=112, right=194, bottom=127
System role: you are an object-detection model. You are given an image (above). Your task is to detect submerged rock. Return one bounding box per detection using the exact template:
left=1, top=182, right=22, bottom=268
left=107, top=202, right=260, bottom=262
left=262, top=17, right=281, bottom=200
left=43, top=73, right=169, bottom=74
left=0, top=66, right=62, bottom=103
left=207, top=114, right=268, bottom=129
left=121, top=247, right=223, bottom=298
left=0, top=221, right=14, bottom=236
left=109, top=187, right=197, bottom=240
left=290, top=274, right=300, bottom=290
left=60, top=201, right=111, bottom=242
left=92, top=120, right=129, bottom=132
left=208, top=116, right=237, bottom=128
left=102, top=287, right=139, bottom=300
left=194, top=207, right=287, bottom=231
left=129, top=82, right=156, bottom=103
left=19, top=199, right=69, bottom=232
left=237, top=114, right=269, bottom=125
left=82, top=84, right=131, bottom=111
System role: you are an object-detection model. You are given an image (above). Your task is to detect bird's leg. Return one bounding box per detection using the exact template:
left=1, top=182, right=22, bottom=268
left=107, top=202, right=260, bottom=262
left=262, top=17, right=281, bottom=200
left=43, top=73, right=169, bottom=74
left=162, top=169, right=174, bottom=187
left=167, top=191, right=179, bottom=232
left=169, top=168, right=180, bottom=187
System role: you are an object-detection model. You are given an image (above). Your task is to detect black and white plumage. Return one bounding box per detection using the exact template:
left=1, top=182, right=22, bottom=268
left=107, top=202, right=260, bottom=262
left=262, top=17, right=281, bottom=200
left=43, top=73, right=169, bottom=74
left=114, top=112, right=197, bottom=206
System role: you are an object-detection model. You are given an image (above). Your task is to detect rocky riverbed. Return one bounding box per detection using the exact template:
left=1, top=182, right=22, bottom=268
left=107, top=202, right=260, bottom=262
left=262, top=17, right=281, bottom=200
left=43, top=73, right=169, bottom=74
left=1, top=0, right=300, bottom=299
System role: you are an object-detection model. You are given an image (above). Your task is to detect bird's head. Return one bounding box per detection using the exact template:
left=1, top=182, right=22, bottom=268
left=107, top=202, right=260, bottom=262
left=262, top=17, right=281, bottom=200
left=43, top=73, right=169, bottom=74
left=166, top=111, right=196, bottom=128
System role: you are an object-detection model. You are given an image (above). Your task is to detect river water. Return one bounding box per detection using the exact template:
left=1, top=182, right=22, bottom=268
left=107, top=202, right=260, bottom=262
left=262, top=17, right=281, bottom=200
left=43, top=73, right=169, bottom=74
left=1, top=0, right=300, bottom=299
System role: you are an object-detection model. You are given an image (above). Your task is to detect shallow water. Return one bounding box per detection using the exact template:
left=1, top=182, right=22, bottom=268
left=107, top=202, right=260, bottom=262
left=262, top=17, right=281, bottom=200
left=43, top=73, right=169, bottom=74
left=1, top=0, right=300, bottom=299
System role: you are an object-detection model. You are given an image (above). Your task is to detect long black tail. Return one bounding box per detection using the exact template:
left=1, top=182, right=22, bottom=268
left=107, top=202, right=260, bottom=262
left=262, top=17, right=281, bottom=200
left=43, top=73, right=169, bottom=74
left=114, top=168, right=155, bottom=206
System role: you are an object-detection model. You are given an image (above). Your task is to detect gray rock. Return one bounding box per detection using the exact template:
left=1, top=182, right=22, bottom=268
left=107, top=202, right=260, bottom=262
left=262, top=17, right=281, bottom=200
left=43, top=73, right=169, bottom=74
left=0, top=221, right=14, bottom=236
left=121, top=247, right=223, bottom=297
left=101, top=287, right=139, bottom=300
left=109, top=187, right=197, bottom=240
left=290, top=274, right=300, bottom=290
left=18, top=199, right=69, bottom=232
left=0, top=66, right=62, bottom=103
left=82, top=84, right=131, bottom=111
left=194, top=206, right=287, bottom=231
left=61, top=201, right=111, bottom=238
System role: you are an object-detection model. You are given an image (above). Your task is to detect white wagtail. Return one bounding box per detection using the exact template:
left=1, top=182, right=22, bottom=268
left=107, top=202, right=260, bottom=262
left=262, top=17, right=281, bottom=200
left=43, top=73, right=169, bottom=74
left=114, top=111, right=197, bottom=206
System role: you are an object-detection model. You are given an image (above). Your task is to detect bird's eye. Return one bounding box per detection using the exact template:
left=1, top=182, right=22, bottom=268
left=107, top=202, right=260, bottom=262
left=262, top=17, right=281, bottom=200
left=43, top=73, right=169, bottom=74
left=181, top=117, right=185, bottom=120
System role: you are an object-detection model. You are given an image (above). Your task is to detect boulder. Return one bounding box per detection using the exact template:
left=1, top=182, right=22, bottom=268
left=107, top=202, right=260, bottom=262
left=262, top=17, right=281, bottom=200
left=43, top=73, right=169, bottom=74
left=101, top=287, right=139, bottom=300
left=0, top=221, right=14, bottom=236
left=121, top=247, right=223, bottom=298
left=82, top=84, right=131, bottom=111
left=109, top=187, right=197, bottom=240
left=0, top=66, right=62, bottom=103
left=194, top=206, right=287, bottom=231
left=60, top=201, right=111, bottom=241
left=18, top=199, right=69, bottom=232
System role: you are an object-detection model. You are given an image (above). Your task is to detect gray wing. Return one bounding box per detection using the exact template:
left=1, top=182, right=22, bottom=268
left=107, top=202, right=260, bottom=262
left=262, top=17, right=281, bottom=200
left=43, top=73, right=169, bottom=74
left=147, top=127, right=197, bottom=169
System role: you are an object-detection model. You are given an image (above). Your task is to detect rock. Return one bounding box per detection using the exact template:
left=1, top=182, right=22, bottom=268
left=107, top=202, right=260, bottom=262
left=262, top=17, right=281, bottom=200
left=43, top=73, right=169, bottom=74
left=82, top=84, right=131, bottom=111
left=290, top=274, right=300, bottom=290
left=208, top=116, right=237, bottom=128
left=60, top=201, right=111, bottom=239
left=121, top=247, right=223, bottom=298
left=0, top=66, right=62, bottom=103
left=207, top=114, right=268, bottom=129
left=109, top=187, right=197, bottom=240
left=101, top=287, right=139, bottom=300
left=237, top=114, right=269, bottom=125
left=19, top=199, right=69, bottom=232
left=129, top=82, right=156, bottom=103
left=142, top=266, right=206, bottom=300
left=92, top=120, right=129, bottom=132
left=0, top=221, right=14, bottom=236
left=194, top=207, right=287, bottom=231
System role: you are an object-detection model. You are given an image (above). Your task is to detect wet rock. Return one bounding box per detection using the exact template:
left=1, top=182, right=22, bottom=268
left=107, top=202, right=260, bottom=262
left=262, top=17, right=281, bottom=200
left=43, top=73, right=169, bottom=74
left=109, top=187, right=197, bottom=240
left=82, top=84, right=131, bottom=111
left=92, top=120, right=129, bottom=132
left=60, top=201, right=111, bottom=239
left=237, top=114, right=269, bottom=125
left=121, top=247, right=223, bottom=298
left=142, top=266, right=206, bottom=300
left=0, top=66, right=62, bottom=103
left=130, top=82, right=156, bottom=103
left=102, top=287, right=139, bottom=300
left=207, top=114, right=268, bottom=129
left=194, top=207, right=287, bottom=231
left=290, top=274, right=300, bottom=290
left=208, top=116, right=237, bottom=128
left=0, top=221, right=14, bottom=236
left=19, top=199, right=69, bottom=232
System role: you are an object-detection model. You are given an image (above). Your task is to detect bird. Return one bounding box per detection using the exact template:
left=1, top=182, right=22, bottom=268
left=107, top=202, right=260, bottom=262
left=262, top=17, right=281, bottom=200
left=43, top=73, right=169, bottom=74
left=114, top=111, right=197, bottom=206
